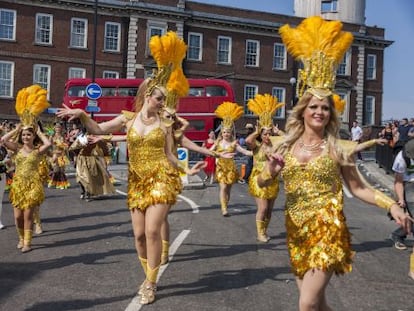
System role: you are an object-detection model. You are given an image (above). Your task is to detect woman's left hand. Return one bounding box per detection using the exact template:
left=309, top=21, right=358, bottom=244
left=390, top=204, right=414, bottom=234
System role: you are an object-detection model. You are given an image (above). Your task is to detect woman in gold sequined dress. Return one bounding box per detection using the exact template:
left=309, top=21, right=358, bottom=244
left=1, top=124, right=51, bottom=253
left=257, top=17, right=413, bottom=311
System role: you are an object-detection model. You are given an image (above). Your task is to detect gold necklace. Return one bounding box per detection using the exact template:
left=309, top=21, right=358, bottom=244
left=298, top=138, right=326, bottom=154
left=139, top=112, right=156, bottom=126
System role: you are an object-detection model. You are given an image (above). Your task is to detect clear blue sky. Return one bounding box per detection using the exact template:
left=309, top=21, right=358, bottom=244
left=199, top=0, right=414, bottom=121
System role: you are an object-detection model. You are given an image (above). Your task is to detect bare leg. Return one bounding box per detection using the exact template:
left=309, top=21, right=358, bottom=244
left=160, top=214, right=170, bottom=265
left=219, top=183, right=231, bottom=216
left=130, top=209, right=146, bottom=258
left=296, top=269, right=333, bottom=311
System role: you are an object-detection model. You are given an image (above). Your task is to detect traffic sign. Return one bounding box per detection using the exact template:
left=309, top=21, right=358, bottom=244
left=85, top=106, right=101, bottom=113
left=85, top=83, right=102, bottom=100
left=87, top=99, right=98, bottom=107
left=46, top=108, right=58, bottom=114
left=177, top=148, right=188, bottom=161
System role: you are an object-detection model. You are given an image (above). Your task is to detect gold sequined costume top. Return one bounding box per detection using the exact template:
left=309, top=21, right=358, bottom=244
left=215, top=143, right=238, bottom=184
left=281, top=148, right=354, bottom=279
left=9, top=149, right=45, bottom=210
left=249, top=144, right=279, bottom=199
left=126, top=115, right=182, bottom=211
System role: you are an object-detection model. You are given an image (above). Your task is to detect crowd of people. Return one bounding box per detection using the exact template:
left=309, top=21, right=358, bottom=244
left=0, top=18, right=413, bottom=310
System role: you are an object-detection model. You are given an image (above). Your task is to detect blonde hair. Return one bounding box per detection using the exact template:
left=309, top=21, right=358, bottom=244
left=277, top=92, right=352, bottom=165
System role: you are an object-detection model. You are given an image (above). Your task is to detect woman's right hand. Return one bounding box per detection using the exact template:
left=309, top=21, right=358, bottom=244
left=56, top=104, right=84, bottom=121
left=267, top=152, right=285, bottom=177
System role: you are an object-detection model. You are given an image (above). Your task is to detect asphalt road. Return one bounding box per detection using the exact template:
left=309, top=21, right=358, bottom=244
left=0, top=168, right=412, bottom=311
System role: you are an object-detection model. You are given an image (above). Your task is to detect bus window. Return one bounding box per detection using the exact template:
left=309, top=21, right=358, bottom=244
left=102, top=88, right=116, bottom=96
left=68, top=86, right=86, bottom=97
left=118, top=87, right=138, bottom=97
left=206, top=86, right=227, bottom=97
left=187, top=119, right=205, bottom=131
left=188, top=87, right=204, bottom=97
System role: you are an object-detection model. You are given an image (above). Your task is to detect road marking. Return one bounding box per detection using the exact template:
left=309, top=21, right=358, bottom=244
left=343, top=185, right=352, bottom=198
left=124, top=230, right=191, bottom=311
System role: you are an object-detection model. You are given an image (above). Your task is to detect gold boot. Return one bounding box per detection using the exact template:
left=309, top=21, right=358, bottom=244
left=140, top=264, right=159, bottom=305
left=221, top=199, right=229, bottom=217
left=263, top=218, right=271, bottom=241
left=16, top=228, right=24, bottom=249
left=33, top=206, right=43, bottom=234
left=409, top=253, right=414, bottom=280
left=161, top=240, right=169, bottom=265
left=138, top=256, right=147, bottom=296
left=256, top=220, right=269, bottom=243
left=22, top=229, right=33, bottom=253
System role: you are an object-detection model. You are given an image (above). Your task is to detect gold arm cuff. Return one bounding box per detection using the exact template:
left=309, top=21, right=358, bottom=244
left=259, top=167, right=274, bottom=183
left=374, top=190, right=396, bottom=211
left=102, top=134, right=113, bottom=141
left=210, top=151, right=220, bottom=158
left=79, top=112, right=90, bottom=124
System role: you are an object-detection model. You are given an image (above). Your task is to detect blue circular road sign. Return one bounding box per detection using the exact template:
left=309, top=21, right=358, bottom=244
left=85, top=83, right=102, bottom=100
left=177, top=148, right=187, bottom=161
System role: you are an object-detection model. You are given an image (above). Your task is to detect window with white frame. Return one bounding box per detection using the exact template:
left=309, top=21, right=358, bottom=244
left=68, top=67, right=86, bottom=79
left=337, top=49, right=351, bottom=76
left=273, top=43, right=286, bottom=70
left=364, top=95, right=375, bottom=125
left=0, top=9, right=16, bottom=41
left=70, top=18, right=87, bottom=48
left=245, top=40, right=259, bottom=67
left=336, top=91, right=350, bottom=123
left=104, top=22, right=121, bottom=52
left=35, top=13, right=53, bottom=45
left=187, top=32, right=203, bottom=61
left=33, top=64, right=51, bottom=97
left=321, top=0, right=338, bottom=13
left=272, top=87, right=286, bottom=119
left=146, top=23, right=166, bottom=55
left=0, top=61, right=14, bottom=97
left=217, top=36, right=231, bottom=64
left=244, top=85, right=258, bottom=114
left=103, top=71, right=119, bottom=79
left=366, top=54, right=377, bottom=80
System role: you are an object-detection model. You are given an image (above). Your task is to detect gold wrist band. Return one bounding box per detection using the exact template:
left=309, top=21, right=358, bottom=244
left=79, top=112, right=90, bottom=124
left=374, top=190, right=397, bottom=211
left=102, top=134, right=113, bottom=141
left=211, top=151, right=219, bottom=158
left=260, top=167, right=275, bottom=183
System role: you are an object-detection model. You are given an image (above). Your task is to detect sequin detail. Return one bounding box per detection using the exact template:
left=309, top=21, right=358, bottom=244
left=281, top=153, right=354, bottom=278
left=127, top=126, right=181, bottom=211
left=215, top=144, right=239, bottom=184
left=249, top=147, right=279, bottom=199
left=9, top=150, right=45, bottom=210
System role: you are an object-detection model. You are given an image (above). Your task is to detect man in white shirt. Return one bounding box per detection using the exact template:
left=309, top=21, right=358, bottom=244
left=390, top=139, right=414, bottom=279
left=351, top=121, right=363, bottom=160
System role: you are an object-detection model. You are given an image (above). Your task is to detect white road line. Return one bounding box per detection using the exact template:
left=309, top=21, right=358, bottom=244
left=124, top=230, right=191, bottom=311
left=177, top=194, right=199, bottom=213
left=343, top=185, right=352, bottom=198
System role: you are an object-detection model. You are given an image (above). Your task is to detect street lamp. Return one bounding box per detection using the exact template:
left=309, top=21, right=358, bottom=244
left=289, top=77, right=297, bottom=107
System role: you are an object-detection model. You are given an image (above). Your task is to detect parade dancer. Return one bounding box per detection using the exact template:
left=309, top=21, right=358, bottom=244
left=257, top=16, right=413, bottom=310
left=245, top=94, right=284, bottom=242
left=1, top=85, right=51, bottom=253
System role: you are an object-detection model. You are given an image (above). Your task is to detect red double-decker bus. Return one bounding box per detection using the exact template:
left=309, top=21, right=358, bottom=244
left=63, top=78, right=235, bottom=142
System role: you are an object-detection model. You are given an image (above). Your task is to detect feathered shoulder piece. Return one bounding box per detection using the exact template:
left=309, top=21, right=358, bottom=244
left=215, top=101, right=244, bottom=130
left=247, top=94, right=284, bottom=129
left=279, top=16, right=353, bottom=99
left=147, top=31, right=187, bottom=96
left=15, top=84, right=50, bottom=129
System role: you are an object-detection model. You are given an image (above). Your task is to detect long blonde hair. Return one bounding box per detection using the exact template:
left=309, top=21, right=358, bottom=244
left=133, top=78, right=167, bottom=113
left=277, top=92, right=351, bottom=165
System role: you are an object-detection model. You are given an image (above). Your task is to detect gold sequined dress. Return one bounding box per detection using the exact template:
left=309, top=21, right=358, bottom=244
left=281, top=151, right=354, bottom=278
left=215, top=143, right=238, bottom=184
left=127, top=125, right=182, bottom=211
left=249, top=145, right=279, bottom=199
left=9, top=149, right=45, bottom=210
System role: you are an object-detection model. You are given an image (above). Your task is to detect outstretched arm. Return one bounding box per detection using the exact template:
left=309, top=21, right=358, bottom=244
left=341, top=164, right=413, bottom=233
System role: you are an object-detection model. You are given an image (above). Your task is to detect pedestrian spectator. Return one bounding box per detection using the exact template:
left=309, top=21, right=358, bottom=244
left=394, top=118, right=413, bottom=154
left=390, top=139, right=414, bottom=254
left=351, top=120, right=363, bottom=160
left=213, top=102, right=252, bottom=216
left=201, top=129, right=216, bottom=184
left=0, top=144, right=7, bottom=230
left=379, top=122, right=395, bottom=147
left=258, top=16, right=413, bottom=310
left=1, top=85, right=52, bottom=253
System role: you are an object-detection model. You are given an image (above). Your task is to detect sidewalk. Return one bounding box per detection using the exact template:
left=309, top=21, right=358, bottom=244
left=357, top=159, right=394, bottom=196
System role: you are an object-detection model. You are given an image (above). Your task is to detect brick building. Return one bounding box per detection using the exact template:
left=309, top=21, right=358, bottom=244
left=0, top=0, right=391, bottom=131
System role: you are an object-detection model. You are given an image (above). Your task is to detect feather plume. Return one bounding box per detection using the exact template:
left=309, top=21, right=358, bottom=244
left=15, top=84, right=50, bottom=127
left=167, top=68, right=189, bottom=98
left=332, top=93, right=345, bottom=114
left=215, top=101, right=243, bottom=121
left=247, top=94, right=284, bottom=116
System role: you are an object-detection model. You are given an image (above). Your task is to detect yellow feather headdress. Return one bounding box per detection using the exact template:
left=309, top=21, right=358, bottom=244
left=332, top=93, right=345, bottom=114
left=164, top=67, right=189, bottom=115
left=247, top=94, right=284, bottom=130
left=147, top=31, right=187, bottom=96
left=215, top=101, right=244, bottom=130
left=279, top=16, right=353, bottom=100
left=15, top=84, right=50, bottom=129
